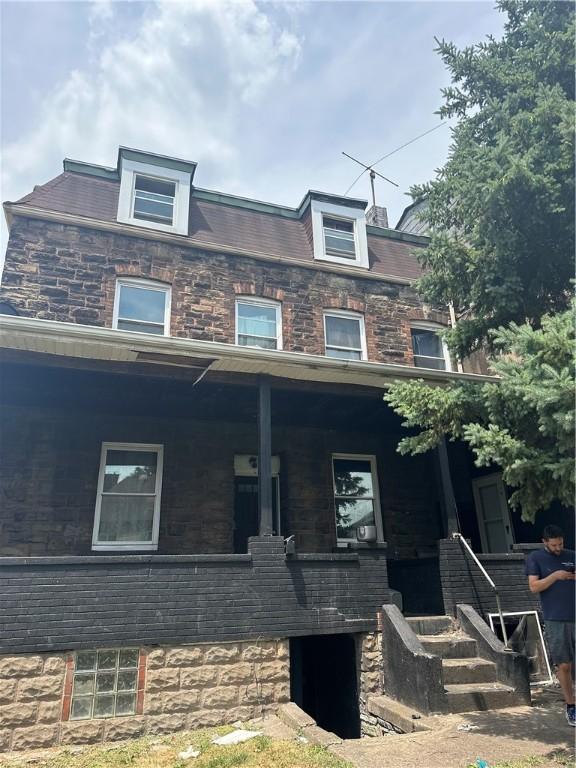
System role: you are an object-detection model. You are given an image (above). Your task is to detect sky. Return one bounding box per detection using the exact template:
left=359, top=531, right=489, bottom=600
left=0, top=0, right=505, bottom=257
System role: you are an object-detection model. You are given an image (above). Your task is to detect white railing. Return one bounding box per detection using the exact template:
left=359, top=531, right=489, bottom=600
left=451, top=532, right=510, bottom=650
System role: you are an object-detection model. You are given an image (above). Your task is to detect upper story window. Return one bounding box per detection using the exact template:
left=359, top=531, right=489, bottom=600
left=411, top=325, right=452, bottom=371
left=113, top=279, right=171, bottom=336
left=133, top=175, right=176, bottom=226
left=322, top=216, right=356, bottom=260
left=311, top=200, right=369, bottom=268
left=92, top=443, right=163, bottom=551
left=324, top=311, right=367, bottom=361
left=117, top=158, right=191, bottom=236
left=235, top=298, right=282, bottom=350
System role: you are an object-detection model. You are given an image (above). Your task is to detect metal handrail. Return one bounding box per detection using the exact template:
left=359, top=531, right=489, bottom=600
left=451, top=532, right=510, bottom=650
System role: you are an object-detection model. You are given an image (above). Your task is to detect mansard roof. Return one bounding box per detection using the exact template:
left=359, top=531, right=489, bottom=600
left=8, top=158, right=428, bottom=282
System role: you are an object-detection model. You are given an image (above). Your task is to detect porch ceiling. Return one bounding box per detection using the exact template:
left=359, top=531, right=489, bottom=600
left=0, top=315, right=497, bottom=390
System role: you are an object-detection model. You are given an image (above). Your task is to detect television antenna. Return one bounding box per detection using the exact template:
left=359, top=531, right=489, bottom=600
left=342, top=152, right=398, bottom=208
left=342, top=122, right=449, bottom=204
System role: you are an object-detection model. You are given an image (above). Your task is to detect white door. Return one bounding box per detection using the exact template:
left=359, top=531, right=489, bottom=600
left=472, top=474, right=515, bottom=553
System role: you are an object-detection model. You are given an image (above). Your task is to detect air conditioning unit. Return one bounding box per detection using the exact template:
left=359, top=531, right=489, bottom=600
left=356, top=525, right=377, bottom=542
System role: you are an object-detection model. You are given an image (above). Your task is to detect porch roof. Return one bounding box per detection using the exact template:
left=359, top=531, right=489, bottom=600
left=0, top=314, right=497, bottom=389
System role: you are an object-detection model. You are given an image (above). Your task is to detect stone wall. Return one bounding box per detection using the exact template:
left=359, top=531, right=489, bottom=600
left=0, top=217, right=448, bottom=366
left=0, top=640, right=289, bottom=753
left=358, top=632, right=383, bottom=737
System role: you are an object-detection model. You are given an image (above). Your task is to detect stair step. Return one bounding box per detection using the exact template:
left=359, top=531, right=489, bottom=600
left=406, top=615, right=454, bottom=636
left=442, top=657, right=497, bottom=684
left=419, top=634, right=477, bottom=659
left=444, top=682, right=519, bottom=713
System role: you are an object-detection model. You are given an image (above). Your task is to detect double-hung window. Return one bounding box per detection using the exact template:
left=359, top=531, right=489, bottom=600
left=324, top=311, right=366, bottom=360
left=235, top=298, right=282, bottom=350
left=116, top=157, right=192, bottom=235
left=92, top=443, right=163, bottom=551
left=310, top=200, right=369, bottom=268
left=322, top=216, right=356, bottom=260
left=113, top=279, right=171, bottom=336
left=133, top=175, right=176, bottom=226
left=332, top=455, right=383, bottom=543
left=411, top=326, right=451, bottom=371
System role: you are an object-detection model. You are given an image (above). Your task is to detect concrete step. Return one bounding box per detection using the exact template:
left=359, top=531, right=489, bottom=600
left=444, top=682, right=520, bottom=713
left=418, top=634, right=477, bottom=659
left=442, top=657, right=497, bottom=685
left=406, top=615, right=454, bottom=636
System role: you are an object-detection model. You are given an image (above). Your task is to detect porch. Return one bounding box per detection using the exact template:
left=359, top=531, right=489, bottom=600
left=0, top=317, right=569, bottom=654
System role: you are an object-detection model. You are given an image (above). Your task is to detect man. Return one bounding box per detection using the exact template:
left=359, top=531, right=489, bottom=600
left=526, top=525, right=575, bottom=726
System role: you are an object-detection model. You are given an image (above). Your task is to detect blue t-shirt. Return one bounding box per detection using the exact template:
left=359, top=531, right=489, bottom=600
left=525, top=548, right=575, bottom=621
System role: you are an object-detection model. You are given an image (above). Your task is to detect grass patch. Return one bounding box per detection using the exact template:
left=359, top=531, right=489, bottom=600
left=0, top=726, right=352, bottom=768
left=467, top=751, right=575, bottom=768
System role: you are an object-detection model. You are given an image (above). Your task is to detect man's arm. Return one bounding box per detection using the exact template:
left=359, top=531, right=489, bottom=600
left=528, top=571, right=575, bottom=594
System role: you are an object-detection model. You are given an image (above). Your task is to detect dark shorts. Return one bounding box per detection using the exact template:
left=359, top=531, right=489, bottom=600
left=545, top=620, right=575, bottom=665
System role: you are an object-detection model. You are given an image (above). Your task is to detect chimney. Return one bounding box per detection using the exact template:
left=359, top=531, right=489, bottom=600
left=365, top=205, right=389, bottom=229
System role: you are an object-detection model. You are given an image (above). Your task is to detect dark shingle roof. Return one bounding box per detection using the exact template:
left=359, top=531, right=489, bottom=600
left=11, top=172, right=424, bottom=281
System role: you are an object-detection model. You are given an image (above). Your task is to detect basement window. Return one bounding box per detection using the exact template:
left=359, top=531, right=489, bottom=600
left=92, top=443, right=163, bottom=551
left=68, top=649, right=142, bottom=720
left=411, top=325, right=451, bottom=371
left=113, top=279, right=171, bottom=336
left=324, top=311, right=366, bottom=360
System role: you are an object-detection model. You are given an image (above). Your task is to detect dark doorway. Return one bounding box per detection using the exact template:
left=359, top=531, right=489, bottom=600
left=233, top=476, right=280, bottom=553
left=290, top=634, right=360, bottom=739
left=387, top=556, right=444, bottom=616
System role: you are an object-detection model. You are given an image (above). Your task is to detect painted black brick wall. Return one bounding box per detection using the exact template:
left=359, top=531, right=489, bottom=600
left=439, top=539, right=538, bottom=617
left=0, top=537, right=389, bottom=653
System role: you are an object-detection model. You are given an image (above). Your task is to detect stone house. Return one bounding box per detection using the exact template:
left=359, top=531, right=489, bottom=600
left=0, top=147, right=571, bottom=751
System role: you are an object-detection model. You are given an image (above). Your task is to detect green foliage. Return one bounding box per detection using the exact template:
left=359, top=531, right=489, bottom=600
left=384, top=304, right=575, bottom=522
left=412, top=1, right=574, bottom=357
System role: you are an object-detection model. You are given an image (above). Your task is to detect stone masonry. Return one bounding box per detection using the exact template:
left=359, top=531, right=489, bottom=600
left=0, top=217, right=450, bottom=366
left=0, top=639, right=289, bottom=753
left=358, top=632, right=384, bottom=737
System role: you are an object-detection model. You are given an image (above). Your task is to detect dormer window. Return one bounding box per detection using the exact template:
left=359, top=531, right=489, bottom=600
left=411, top=325, right=452, bottom=371
left=310, top=200, right=369, bottom=268
left=117, top=158, right=191, bottom=236
left=322, top=216, right=356, bottom=259
left=133, top=175, right=176, bottom=226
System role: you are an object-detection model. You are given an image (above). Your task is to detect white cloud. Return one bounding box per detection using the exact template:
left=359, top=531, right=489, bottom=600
left=1, top=0, right=301, bottom=254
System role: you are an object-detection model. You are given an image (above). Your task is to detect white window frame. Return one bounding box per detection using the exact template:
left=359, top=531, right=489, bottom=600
left=117, top=159, right=191, bottom=235
left=311, top=200, right=369, bottom=268
left=331, top=453, right=384, bottom=546
left=113, top=278, right=171, bottom=336
left=323, top=310, right=367, bottom=361
left=235, top=297, right=283, bottom=350
left=410, top=323, right=452, bottom=371
left=92, top=442, right=164, bottom=552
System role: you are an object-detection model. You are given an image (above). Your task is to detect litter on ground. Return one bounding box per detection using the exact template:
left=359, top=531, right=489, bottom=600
left=212, top=729, right=263, bottom=746
left=177, top=746, right=201, bottom=759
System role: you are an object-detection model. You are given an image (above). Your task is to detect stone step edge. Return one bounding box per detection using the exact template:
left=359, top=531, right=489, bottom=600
left=366, top=695, right=431, bottom=734
left=442, top=657, right=495, bottom=667
left=444, top=683, right=515, bottom=694
left=277, top=702, right=342, bottom=747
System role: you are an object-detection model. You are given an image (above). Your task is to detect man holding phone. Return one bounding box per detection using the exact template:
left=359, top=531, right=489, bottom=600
left=526, top=525, right=575, bottom=726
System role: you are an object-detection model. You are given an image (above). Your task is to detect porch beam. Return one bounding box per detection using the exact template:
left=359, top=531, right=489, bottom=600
left=258, top=376, right=273, bottom=536
left=437, top=437, right=459, bottom=535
